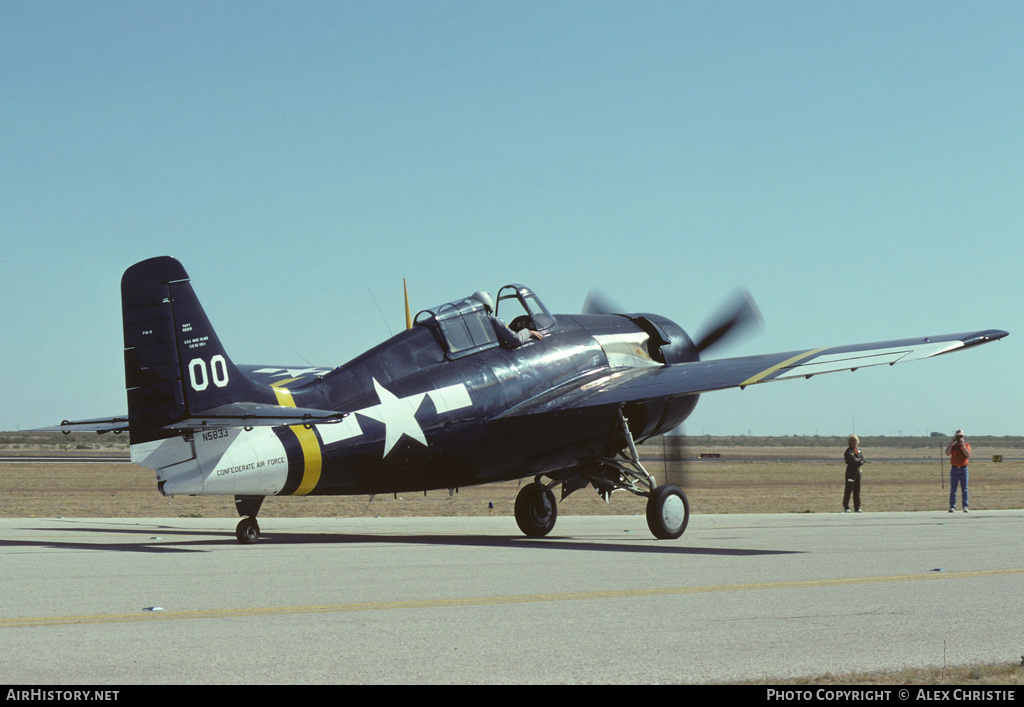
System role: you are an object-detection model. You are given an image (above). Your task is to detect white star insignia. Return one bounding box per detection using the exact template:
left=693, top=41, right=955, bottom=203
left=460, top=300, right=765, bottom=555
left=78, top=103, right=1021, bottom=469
left=358, top=379, right=428, bottom=457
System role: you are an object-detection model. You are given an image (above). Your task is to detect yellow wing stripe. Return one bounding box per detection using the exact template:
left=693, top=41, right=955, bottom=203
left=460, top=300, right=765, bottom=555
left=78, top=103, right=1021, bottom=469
left=740, top=348, right=829, bottom=388
left=271, top=379, right=323, bottom=496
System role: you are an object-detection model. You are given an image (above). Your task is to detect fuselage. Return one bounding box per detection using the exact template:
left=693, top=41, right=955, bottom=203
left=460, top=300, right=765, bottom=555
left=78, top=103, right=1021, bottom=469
left=146, top=311, right=700, bottom=498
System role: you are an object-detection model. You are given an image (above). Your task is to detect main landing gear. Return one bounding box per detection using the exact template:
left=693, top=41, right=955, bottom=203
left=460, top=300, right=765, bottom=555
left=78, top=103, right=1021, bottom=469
left=234, top=495, right=264, bottom=545
left=513, top=474, right=689, bottom=540
left=512, top=409, right=690, bottom=540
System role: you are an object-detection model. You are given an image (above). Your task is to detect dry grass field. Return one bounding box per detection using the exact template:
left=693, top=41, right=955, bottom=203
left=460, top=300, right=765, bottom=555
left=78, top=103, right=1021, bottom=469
left=2, top=431, right=1020, bottom=519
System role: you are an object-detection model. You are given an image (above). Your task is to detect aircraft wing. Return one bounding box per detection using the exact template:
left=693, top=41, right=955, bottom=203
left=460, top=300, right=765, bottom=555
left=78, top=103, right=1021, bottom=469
left=499, top=329, right=1008, bottom=417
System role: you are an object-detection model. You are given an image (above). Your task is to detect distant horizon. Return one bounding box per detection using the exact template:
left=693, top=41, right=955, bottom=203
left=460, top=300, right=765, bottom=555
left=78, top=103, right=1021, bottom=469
left=5, top=429, right=1022, bottom=442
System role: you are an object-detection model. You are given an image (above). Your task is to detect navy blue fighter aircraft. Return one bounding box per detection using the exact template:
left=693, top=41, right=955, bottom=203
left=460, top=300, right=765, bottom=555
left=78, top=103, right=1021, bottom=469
left=45, top=256, right=1007, bottom=543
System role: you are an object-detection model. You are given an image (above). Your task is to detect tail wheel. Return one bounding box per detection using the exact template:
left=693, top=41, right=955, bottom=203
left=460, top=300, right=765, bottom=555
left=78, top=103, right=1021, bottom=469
left=235, top=517, right=260, bottom=545
left=514, top=482, right=558, bottom=537
left=646, top=484, right=689, bottom=539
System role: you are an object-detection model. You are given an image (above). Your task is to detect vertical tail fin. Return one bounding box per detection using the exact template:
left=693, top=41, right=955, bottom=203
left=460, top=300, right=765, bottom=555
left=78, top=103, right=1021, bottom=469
left=121, top=256, right=260, bottom=443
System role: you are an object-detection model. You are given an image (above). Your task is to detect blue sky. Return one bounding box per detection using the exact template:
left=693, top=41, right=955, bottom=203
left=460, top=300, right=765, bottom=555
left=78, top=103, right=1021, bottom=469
left=2, top=1, right=1021, bottom=437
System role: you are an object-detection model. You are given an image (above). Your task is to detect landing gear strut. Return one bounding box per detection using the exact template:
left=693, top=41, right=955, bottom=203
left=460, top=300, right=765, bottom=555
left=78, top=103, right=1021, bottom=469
left=234, top=495, right=264, bottom=545
left=588, top=409, right=690, bottom=539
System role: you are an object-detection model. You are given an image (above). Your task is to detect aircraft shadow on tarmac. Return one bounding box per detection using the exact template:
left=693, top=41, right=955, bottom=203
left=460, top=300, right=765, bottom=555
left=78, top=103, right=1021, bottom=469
left=4, top=524, right=801, bottom=557
left=3, top=526, right=220, bottom=554
left=265, top=532, right=802, bottom=557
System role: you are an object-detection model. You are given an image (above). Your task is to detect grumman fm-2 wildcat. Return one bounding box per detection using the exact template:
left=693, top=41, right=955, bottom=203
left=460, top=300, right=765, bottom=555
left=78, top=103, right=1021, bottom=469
left=45, top=256, right=1006, bottom=543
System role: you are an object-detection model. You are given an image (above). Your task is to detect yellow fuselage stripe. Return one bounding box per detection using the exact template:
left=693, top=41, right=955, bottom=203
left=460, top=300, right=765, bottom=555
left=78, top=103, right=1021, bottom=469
left=740, top=347, right=828, bottom=388
left=289, top=425, right=322, bottom=495
left=270, top=378, right=300, bottom=407
left=271, top=379, right=322, bottom=496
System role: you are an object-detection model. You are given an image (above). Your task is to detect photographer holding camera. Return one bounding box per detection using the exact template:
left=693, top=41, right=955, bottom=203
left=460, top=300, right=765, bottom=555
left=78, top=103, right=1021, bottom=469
left=944, top=429, right=971, bottom=513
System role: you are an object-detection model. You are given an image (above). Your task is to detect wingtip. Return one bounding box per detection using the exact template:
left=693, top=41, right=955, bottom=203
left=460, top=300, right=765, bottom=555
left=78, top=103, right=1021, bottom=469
left=962, top=329, right=1009, bottom=347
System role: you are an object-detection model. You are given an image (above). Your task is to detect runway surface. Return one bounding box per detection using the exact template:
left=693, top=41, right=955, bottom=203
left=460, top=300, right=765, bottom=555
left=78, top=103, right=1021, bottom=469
left=1, top=510, right=1022, bottom=684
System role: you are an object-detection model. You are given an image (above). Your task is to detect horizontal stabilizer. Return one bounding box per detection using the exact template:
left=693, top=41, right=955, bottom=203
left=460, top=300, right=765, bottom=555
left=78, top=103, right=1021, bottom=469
left=159, top=402, right=348, bottom=432
left=34, top=417, right=130, bottom=434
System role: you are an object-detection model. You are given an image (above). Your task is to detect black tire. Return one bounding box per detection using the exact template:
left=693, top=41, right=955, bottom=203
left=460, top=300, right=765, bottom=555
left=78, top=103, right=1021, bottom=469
left=514, top=482, right=558, bottom=537
left=646, top=484, right=689, bottom=539
left=236, top=517, right=260, bottom=545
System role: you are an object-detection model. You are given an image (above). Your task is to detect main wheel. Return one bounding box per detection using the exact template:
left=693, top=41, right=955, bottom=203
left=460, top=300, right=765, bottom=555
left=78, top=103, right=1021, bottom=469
left=646, top=484, right=689, bottom=539
left=235, top=517, right=260, bottom=545
left=514, top=482, right=558, bottom=537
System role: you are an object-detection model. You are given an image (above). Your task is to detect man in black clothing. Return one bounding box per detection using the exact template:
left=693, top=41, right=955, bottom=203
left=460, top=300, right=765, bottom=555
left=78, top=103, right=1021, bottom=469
left=843, top=434, right=866, bottom=513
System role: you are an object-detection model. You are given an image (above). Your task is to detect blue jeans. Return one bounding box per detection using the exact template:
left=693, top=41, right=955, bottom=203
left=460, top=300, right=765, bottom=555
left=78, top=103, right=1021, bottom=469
left=949, top=466, right=969, bottom=509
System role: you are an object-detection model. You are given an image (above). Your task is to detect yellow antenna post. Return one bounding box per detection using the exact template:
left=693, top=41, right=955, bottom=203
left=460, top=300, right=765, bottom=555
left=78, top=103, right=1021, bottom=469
left=404, top=278, right=412, bottom=330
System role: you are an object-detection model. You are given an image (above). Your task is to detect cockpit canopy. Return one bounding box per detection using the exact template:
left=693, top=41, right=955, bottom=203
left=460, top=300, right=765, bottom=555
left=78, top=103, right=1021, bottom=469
left=415, top=284, right=555, bottom=359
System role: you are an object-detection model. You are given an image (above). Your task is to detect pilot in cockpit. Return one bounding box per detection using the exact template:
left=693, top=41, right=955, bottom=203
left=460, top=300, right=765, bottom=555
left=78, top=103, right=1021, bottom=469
left=473, top=291, right=543, bottom=347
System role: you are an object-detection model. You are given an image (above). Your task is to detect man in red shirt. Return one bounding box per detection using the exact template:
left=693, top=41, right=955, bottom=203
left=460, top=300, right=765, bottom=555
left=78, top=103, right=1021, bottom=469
left=945, top=430, right=971, bottom=512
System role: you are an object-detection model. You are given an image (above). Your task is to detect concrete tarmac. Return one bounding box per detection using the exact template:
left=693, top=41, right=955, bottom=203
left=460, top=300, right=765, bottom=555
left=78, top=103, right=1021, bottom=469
left=1, top=510, right=1022, bottom=685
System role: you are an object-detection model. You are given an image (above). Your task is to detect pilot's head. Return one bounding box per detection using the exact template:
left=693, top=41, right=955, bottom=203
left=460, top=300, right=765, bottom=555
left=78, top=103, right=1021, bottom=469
left=472, top=291, right=494, bottom=313
left=848, top=434, right=859, bottom=448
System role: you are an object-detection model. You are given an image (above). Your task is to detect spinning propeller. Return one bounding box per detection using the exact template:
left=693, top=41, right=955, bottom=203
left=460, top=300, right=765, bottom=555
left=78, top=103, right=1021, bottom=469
left=691, top=288, right=764, bottom=356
